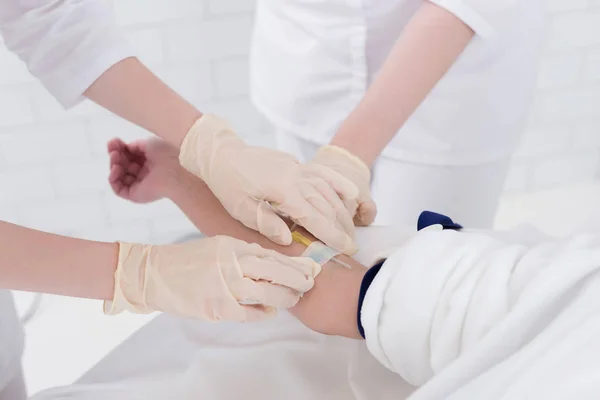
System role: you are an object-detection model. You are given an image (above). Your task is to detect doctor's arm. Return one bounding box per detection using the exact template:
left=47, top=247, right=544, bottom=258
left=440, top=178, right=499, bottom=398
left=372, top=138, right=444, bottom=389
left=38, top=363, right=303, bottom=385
left=84, top=57, right=202, bottom=148
left=0, top=0, right=357, bottom=253
left=308, top=2, right=475, bottom=225
left=108, top=138, right=367, bottom=339
left=0, top=221, right=119, bottom=300
left=331, top=2, right=474, bottom=166
left=0, top=0, right=200, bottom=147
left=171, top=175, right=367, bottom=338
left=0, top=221, right=118, bottom=300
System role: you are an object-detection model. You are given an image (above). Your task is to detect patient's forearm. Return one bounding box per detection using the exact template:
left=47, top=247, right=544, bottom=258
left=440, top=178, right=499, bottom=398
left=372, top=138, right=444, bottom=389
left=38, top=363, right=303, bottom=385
left=169, top=172, right=366, bottom=338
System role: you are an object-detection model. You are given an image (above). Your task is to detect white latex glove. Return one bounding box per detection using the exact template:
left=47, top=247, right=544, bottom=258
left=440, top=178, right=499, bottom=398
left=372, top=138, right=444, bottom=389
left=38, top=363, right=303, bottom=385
left=105, top=236, right=321, bottom=322
left=310, top=145, right=377, bottom=226
left=179, top=114, right=359, bottom=255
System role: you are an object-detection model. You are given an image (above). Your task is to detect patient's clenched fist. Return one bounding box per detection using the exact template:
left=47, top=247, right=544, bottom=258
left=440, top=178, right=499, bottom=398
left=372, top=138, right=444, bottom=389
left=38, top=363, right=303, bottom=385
left=107, top=138, right=183, bottom=203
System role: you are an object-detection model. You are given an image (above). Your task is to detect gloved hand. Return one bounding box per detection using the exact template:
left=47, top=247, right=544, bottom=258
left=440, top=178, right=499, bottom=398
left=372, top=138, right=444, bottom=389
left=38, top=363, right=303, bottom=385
left=310, top=145, right=377, bottom=226
left=105, top=236, right=321, bottom=322
left=179, top=114, right=359, bottom=255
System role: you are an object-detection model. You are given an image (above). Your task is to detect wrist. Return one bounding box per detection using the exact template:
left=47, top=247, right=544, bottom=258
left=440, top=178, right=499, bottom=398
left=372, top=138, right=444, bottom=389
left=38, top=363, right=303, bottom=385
left=166, top=170, right=204, bottom=206
left=161, top=167, right=193, bottom=200
left=178, top=114, right=243, bottom=179
left=105, top=242, right=154, bottom=315
left=330, top=132, right=379, bottom=168
left=317, top=145, right=371, bottom=180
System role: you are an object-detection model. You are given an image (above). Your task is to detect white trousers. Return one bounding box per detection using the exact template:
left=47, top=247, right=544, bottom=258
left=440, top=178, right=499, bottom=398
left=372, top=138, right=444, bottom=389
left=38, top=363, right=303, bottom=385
left=275, top=132, right=511, bottom=229
left=0, top=290, right=26, bottom=400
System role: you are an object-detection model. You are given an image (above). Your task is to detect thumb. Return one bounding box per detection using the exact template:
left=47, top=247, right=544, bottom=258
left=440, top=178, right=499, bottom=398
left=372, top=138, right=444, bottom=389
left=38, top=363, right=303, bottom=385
left=231, top=198, right=292, bottom=245
left=355, top=198, right=377, bottom=226
left=256, top=201, right=293, bottom=245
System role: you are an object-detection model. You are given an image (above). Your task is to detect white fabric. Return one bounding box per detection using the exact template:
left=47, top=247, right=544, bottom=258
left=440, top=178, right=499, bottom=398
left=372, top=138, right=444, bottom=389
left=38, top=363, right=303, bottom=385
left=251, top=0, right=545, bottom=165
left=275, top=131, right=509, bottom=228
left=0, top=0, right=134, bottom=107
left=31, top=226, right=600, bottom=399
left=0, top=290, right=25, bottom=399
left=30, top=227, right=416, bottom=400
left=362, top=229, right=600, bottom=399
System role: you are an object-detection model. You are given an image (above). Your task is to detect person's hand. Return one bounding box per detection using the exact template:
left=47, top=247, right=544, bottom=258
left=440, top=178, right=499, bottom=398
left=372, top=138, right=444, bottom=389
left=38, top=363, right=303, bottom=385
left=309, top=145, right=377, bottom=226
left=178, top=114, right=360, bottom=255
left=107, top=138, right=183, bottom=203
left=105, top=235, right=321, bottom=322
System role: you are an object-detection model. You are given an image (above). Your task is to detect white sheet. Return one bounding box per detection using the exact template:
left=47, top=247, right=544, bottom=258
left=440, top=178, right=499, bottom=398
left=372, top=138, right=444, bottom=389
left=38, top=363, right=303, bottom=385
left=30, top=226, right=416, bottom=400
left=34, top=225, right=600, bottom=399
left=362, top=228, right=600, bottom=399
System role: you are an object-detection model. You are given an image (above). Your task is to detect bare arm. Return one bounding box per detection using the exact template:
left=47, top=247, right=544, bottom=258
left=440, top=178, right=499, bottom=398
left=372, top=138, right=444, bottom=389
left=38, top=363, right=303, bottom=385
left=84, top=57, right=202, bottom=147
left=331, top=2, right=474, bottom=166
left=0, top=221, right=117, bottom=300
left=0, top=2, right=199, bottom=148
left=169, top=172, right=366, bottom=339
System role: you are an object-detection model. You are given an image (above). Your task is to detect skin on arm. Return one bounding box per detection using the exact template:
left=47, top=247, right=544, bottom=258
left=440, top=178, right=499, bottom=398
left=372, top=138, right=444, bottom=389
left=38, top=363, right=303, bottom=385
left=172, top=176, right=366, bottom=339
left=88, top=59, right=358, bottom=255
left=109, top=138, right=367, bottom=339
left=331, top=1, right=475, bottom=166
left=0, top=221, right=117, bottom=300
left=84, top=57, right=202, bottom=148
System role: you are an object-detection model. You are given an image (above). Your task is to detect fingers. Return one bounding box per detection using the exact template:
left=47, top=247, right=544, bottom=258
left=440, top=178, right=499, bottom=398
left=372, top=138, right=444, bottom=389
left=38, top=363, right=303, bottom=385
left=306, top=177, right=355, bottom=239
left=245, top=241, right=321, bottom=277
left=108, top=141, right=146, bottom=194
left=235, top=197, right=292, bottom=246
left=303, top=163, right=358, bottom=202
left=256, top=201, right=293, bottom=245
left=108, top=162, right=125, bottom=184
left=240, top=254, right=318, bottom=292
left=107, top=138, right=125, bottom=153
left=355, top=198, right=378, bottom=226
left=229, top=278, right=302, bottom=309
left=277, top=189, right=357, bottom=255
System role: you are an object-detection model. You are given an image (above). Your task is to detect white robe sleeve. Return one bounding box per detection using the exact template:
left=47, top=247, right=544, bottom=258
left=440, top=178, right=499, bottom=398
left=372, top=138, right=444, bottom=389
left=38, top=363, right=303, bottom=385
left=427, top=0, right=523, bottom=38
left=360, top=229, right=600, bottom=393
left=0, top=0, right=135, bottom=107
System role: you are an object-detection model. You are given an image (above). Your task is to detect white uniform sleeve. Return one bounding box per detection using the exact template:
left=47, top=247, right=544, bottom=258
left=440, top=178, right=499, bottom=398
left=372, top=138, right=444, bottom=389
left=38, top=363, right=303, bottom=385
left=0, top=0, right=135, bottom=108
left=360, top=229, right=600, bottom=389
left=427, top=0, right=519, bottom=38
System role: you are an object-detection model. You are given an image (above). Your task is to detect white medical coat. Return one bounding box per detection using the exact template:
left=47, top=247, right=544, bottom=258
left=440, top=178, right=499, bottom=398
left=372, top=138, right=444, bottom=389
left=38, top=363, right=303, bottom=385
left=0, top=0, right=134, bottom=390
left=0, top=0, right=133, bottom=107
left=251, top=0, right=545, bottom=165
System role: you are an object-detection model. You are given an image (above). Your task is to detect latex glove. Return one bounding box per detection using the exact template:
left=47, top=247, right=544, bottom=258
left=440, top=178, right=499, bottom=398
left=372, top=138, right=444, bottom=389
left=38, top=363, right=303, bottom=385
left=310, top=145, right=377, bottom=226
left=105, top=236, right=321, bottom=322
left=179, top=114, right=359, bottom=255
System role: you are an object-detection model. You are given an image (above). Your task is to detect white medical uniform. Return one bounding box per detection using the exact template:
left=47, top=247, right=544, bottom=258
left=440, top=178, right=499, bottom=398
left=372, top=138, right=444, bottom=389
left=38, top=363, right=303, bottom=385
left=0, top=1, right=134, bottom=397
left=251, top=0, right=545, bottom=227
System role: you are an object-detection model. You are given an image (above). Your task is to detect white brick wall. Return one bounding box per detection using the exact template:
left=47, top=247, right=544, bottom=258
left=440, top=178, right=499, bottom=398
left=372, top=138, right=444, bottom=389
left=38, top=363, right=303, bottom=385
left=0, top=0, right=598, bottom=242
left=510, top=2, right=600, bottom=192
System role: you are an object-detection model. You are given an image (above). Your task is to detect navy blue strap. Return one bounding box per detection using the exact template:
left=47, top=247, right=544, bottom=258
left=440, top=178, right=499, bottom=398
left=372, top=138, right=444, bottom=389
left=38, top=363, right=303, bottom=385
left=356, top=261, right=384, bottom=339
left=417, top=211, right=462, bottom=231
